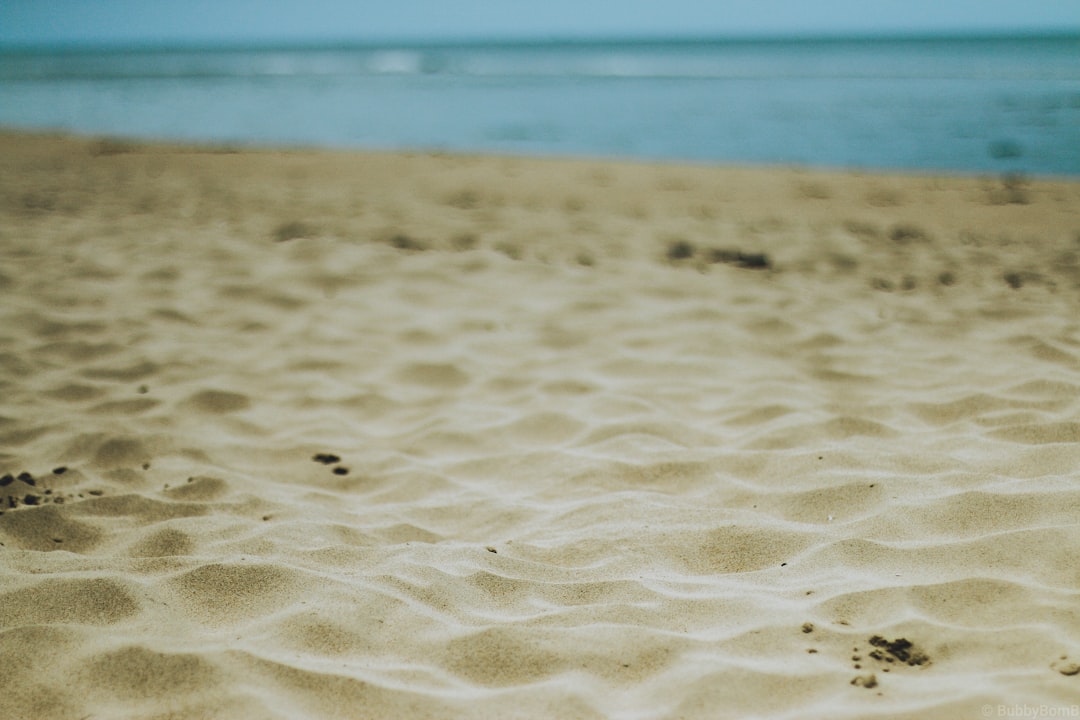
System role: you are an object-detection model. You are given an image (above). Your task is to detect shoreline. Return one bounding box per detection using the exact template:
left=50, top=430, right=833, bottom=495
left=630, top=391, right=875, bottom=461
left=7, top=126, right=1078, bottom=182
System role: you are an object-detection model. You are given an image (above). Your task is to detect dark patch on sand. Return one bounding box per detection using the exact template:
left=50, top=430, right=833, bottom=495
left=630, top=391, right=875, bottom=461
left=867, top=635, right=930, bottom=667
left=705, top=248, right=772, bottom=269
left=846, top=635, right=929, bottom=691
left=0, top=467, right=104, bottom=514
left=850, top=673, right=878, bottom=689
left=665, top=240, right=695, bottom=261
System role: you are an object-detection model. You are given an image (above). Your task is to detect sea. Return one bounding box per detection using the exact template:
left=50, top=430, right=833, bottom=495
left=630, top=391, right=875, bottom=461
left=1, top=34, right=1078, bottom=175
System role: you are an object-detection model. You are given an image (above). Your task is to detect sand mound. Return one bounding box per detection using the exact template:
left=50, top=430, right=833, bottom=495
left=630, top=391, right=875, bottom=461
left=1, top=132, right=1079, bottom=718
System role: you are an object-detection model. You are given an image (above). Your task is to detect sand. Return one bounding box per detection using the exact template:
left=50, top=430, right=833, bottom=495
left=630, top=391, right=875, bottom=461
left=2, top=130, right=1079, bottom=719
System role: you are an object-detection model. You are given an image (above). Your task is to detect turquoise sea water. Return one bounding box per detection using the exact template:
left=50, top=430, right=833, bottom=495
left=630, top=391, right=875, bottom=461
left=1, top=34, right=1078, bottom=175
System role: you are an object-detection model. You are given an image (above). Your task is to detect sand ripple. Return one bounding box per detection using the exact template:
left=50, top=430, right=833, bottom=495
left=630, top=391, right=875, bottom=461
left=2, top=134, right=1079, bottom=718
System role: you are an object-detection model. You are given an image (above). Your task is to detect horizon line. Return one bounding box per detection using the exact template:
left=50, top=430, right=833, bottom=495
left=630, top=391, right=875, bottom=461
left=3, top=27, right=1079, bottom=54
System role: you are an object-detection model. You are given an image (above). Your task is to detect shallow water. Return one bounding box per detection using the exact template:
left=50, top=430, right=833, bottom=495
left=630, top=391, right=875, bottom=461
left=2, top=35, right=1079, bottom=174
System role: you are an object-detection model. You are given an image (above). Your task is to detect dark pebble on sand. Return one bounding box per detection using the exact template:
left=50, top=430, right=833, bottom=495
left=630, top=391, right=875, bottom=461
left=23, top=494, right=40, bottom=506
left=313, top=453, right=341, bottom=465
left=0, top=474, right=13, bottom=487
left=332, top=466, right=349, bottom=475
left=52, top=466, right=67, bottom=475
left=17, top=472, right=35, bottom=486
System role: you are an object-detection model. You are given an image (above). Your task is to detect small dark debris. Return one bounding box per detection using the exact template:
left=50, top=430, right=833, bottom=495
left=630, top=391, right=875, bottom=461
left=52, top=466, right=67, bottom=475
left=706, top=247, right=771, bottom=269
left=87, top=490, right=104, bottom=497
left=389, top=233, right=427, bottom=252
left=735, top=252, right=771, bottom=269
left=486, top=546, right=498, bottom=554
left=332, top=466, right=349, bottom=476
left=888, top=223, right=930, bottom=244
left=313, top=453, right=341, bottom=465
left=51, top=538, right=63, bottom=543
left=801, top=622, right=814, bottom=634
left=868, top=635, right=929, bottom=666
left=23, top=494, right=40, bottom=506
left=666, top=240, right=695, bottom=261
left=807, top=648, right=818, bottom=654
left=262, top=515, right=272, bottom=521
left=851, top=674, right=878, bottom=689
left=17, top=472, right=35, bottom=486
left=0, top=474, right=12, bottom=487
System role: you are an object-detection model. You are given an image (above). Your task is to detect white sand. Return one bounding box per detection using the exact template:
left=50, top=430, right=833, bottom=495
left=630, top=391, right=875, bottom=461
left=2, top=131, right=1079, bottom=718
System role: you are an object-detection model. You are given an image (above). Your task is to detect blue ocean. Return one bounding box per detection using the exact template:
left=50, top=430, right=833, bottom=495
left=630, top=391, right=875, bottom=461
left=1, top=34, right=1078, bottom=175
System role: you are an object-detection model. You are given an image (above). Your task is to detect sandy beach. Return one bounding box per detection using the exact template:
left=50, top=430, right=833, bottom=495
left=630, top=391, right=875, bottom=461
left=2, top=130, right=1079, bottom=718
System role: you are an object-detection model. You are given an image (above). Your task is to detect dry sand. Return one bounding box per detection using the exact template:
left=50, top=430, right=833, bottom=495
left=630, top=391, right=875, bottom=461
left=2, top=131, right=1080, bottom=719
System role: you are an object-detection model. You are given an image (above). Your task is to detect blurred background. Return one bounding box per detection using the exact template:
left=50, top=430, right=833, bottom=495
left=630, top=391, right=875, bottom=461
left=1, top=0, right=1078, bottom=174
